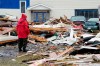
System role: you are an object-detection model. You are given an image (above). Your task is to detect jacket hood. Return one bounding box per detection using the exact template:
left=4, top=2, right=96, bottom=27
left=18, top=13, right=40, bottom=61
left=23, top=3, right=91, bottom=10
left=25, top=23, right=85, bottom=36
left=21, top=13, right=27, bottom=19
left=18, top=13, right=27, bottom=24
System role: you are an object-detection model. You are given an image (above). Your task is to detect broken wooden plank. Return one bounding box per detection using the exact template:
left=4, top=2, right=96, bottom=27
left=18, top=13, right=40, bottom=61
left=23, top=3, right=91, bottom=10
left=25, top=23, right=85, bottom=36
left=0, top=35, right=18, bottom=44
left=0, top=39, right=17, bottom=44
left=92, top=54, right=100, bottom=62
left=0, top=17, right=9, bottom=21
left=28, top=39, right=36, bottom=44
left=29, top=35, right=47, bottom=42
left=28, top=47, right=74, bottom=66
left=57, top=47, right=74, bottom=58
left=0, top=22, right=12, bottom=27
left=0, top=27, right=15, bottom=35
left=29, top=27, right=67, bottom=32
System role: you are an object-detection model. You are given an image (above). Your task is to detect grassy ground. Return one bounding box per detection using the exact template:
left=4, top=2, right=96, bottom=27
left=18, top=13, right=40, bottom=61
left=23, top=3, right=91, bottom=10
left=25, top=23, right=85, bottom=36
left=0, top=59, right=27, bottom=66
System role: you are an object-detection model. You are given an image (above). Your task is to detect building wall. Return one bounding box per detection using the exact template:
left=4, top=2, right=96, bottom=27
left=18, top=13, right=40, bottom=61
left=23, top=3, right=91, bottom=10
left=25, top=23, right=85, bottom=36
left=0, top=0, right=30, bottom=19
left=0, top=0, right=19, bottom=9
left=29, top=0, right=100, bottom=19
left=0, top=9, right=21, bottom=18
left=0, top=0, right=100, bottom=21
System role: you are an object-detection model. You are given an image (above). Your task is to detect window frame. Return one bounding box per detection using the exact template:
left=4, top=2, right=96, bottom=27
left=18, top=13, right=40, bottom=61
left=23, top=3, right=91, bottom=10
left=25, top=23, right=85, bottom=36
left=75, top=9, right=98, bottom=20
left=20, top=1, right=26, bottom=13
left=31, top=11, right=50, bottom=22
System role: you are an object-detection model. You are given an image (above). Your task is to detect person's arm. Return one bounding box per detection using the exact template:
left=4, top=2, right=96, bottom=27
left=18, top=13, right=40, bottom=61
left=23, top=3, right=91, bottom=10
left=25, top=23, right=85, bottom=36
left=24, top=22, right=30, bottom=35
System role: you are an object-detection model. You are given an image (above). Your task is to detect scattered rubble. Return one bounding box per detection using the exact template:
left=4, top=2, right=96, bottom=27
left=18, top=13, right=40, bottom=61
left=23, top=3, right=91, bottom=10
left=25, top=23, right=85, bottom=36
left=0, top=15, right=100, bottom=66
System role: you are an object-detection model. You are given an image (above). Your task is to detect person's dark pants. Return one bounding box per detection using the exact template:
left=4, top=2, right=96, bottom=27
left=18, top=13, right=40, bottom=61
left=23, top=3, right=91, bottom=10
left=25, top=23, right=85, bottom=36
left=18, top=38, right=28, bottom=52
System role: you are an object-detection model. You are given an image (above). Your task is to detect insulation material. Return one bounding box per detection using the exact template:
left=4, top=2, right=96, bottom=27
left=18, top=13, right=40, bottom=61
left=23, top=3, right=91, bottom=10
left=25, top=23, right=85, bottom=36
left=56, top=22, right=67, bottom=28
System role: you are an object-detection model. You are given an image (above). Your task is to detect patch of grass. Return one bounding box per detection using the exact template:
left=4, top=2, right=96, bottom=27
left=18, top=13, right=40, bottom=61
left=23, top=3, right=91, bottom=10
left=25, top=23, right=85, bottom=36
left=16, top=54, right=48, bottom=63
left=0, top=59, right=27, bottom=66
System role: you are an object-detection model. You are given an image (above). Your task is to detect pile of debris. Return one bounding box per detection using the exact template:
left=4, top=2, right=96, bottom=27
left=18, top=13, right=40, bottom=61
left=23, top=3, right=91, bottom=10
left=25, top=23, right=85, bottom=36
left=0, top=15, right=100, bottom=66
left=0, top=14, right=18, bottom=45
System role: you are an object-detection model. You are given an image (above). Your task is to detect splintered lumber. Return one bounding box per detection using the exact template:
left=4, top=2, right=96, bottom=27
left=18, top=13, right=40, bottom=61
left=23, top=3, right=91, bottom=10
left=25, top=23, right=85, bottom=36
left=0, top=27, right=15, bottom=35
left=57, top=47, right=74, bottom=57
left=28, top=39, right=36, bottom=44
left=92, top=54, right=100, bottom=62
left=0, top=27, right=2, bottom=30
left=29, top=27, right=67, bottom=32
left=0, top=22, right=12, bottom=27
left=0, top=35, right=18, bottom=44
left=29, top=47, right=74, bottom=66
left=0, top=17, right=9, bottom=21
left=0, top=39, right=17, bottom=44
left=29, top=35, right=47, bottom=42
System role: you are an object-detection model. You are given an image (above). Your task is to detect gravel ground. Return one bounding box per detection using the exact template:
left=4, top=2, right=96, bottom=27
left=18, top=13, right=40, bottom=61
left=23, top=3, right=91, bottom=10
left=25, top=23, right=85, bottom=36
left=0, top=44, right=26, bottom=66
left=0, top=42, right=100, bottom=66
left=0, top=43, right=54, bottom=66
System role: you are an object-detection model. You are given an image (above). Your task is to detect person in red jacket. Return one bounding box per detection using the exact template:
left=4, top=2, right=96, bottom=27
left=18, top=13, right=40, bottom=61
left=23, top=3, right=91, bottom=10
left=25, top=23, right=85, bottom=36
left=16, top=13, right=30, bottom=52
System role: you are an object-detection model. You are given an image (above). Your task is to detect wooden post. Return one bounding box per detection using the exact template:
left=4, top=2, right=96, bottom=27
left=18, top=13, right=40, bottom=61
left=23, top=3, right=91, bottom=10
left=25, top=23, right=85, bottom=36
left=98, top=5, right=100, bottom=30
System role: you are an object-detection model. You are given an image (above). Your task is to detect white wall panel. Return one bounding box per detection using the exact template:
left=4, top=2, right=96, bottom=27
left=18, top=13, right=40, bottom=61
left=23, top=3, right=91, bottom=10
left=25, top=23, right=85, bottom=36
left=29, top=0, right=100, bottom=19
left=0, top=9, right=21, bottom=19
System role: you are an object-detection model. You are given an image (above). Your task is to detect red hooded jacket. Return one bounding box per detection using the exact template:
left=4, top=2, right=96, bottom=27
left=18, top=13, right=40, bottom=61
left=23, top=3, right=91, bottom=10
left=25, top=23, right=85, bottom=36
left=16, top=14, right=30, bottom=38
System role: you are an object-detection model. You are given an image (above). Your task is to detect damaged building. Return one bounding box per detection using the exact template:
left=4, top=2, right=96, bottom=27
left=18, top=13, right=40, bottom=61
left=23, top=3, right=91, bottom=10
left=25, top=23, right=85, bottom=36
left=0, top=0, right=100, bottom=22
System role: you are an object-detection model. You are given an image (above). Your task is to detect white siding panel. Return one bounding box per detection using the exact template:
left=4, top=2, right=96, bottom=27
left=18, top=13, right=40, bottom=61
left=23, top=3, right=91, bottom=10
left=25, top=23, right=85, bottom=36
left=50, top=9, right=74, bottom=19
left=0, top=9, right=21, bottom=19
left=30, top=0, right=100, bottom=19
